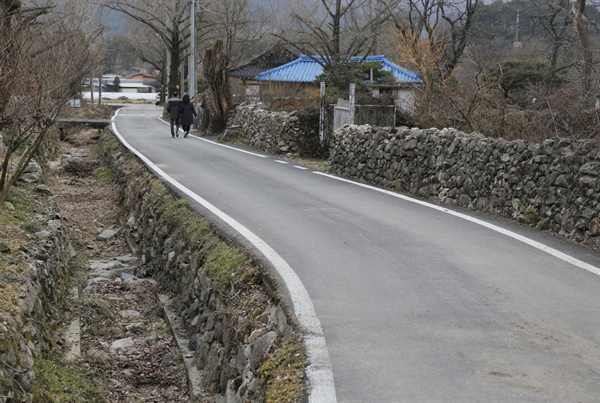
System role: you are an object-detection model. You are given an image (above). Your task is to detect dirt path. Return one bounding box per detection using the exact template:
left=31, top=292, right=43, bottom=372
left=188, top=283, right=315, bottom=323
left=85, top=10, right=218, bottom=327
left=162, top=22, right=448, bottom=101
left=48, top=128, right=202, bottom=402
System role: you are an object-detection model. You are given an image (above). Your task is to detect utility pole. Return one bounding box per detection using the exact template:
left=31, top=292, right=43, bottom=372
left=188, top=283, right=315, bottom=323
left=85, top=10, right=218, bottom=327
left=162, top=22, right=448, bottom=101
left=189, top=0, right=197, bottom=127
left=513, top=8, right=522, bottom=48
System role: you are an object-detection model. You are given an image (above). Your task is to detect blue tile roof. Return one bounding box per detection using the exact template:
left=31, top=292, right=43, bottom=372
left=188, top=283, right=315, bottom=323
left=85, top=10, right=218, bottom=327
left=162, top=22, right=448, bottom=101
left=255, top=55, right=422, bottom=84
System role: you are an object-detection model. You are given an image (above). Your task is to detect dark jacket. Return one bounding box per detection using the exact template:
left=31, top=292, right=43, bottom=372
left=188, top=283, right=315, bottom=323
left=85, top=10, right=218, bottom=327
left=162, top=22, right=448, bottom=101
left=166, top=96, right=181, bottom=119
left=180, top=94, right=197, bottom=126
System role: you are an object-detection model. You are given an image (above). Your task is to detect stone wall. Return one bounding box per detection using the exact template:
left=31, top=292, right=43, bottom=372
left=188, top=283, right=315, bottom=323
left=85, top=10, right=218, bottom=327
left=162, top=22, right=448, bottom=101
left=0, top=180, right=73, bottom=402
left=226, top=104, right=319, bottom=157
left=99, top=133, right=304, bottom=401
left=328, top=125, right=600, bottom=247
left=222, top=105, right=599, bottom=246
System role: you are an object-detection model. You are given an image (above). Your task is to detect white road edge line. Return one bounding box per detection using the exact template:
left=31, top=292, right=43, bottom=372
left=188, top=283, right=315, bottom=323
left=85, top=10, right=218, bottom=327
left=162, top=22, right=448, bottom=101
left=156, top=116, right=268, bottom=158
left=195, top=135, right=268, bottom=158
left=153, top=111, right=598, bottom=277
left=314, top=172, right=600, bottom=277
left=112, top=111, right=337, bottom=403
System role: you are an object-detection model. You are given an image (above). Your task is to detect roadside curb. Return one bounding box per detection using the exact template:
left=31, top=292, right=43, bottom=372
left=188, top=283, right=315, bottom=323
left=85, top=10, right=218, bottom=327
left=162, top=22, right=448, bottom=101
left=158, top=294, right=205, bottom=402
left=63, top=287, right=81, bottom=363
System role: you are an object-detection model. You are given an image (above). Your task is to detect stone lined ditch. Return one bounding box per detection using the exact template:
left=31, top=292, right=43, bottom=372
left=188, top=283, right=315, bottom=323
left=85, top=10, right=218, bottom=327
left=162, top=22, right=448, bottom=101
left=0, top=123, right=307, bottom=401
left=49, top=127, right=195, bottom=401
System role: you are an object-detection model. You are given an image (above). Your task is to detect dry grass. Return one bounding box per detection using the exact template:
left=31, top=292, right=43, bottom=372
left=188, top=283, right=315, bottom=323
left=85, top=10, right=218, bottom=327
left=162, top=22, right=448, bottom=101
left=0, top=187, right=42, bottom=315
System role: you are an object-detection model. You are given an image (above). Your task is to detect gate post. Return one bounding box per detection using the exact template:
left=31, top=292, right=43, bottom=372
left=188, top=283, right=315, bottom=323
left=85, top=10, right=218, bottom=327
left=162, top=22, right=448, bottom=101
left=319, top=82, right=325, bottom=145
left=349, top=83, right=355, bottom=125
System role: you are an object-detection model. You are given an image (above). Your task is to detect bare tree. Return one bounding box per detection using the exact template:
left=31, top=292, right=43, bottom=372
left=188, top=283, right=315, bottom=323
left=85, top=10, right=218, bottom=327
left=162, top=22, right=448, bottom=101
left=385, top=0, right=485, bottom=131
left=571, top=0, right=595, bottom=95
left=275, top=0, right=396, bottom=64
left=527, top=0, right=577, bottom=90
left=0, top=0, right=96, bottom=203
left=203, top=39, right=233, bottom=132
left=103, top=0, right=190, bottom=95
left=199, top=0, right=270, bottom=69
left=389, top=0, right=480, bottom=91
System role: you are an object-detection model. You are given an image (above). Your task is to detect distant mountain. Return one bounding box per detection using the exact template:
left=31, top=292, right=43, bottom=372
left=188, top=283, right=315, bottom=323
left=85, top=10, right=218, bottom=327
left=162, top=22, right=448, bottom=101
left=250, top=0, right=274, bottom=9
left=99, top=7, right=129, bottom=35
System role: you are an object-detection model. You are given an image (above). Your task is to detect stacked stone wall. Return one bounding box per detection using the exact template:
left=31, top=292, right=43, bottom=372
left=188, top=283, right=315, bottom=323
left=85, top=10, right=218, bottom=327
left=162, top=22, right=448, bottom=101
left=100, top=134, right=303, bottom=401
left=328, top=125, right=600, bottom=247
left=0, top=183, right=72, bottom=402
left=226, top=104, right=318, bottom=156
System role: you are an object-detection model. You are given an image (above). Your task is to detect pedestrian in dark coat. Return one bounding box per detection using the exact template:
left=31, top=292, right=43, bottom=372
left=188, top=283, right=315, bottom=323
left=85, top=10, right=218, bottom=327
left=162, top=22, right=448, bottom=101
left=166, top=92, right=181, bottom=137
left=179, top=93, right=197, bottom=138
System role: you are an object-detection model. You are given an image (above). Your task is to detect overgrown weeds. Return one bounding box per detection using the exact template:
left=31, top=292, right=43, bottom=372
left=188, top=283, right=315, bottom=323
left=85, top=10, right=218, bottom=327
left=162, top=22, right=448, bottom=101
left=260, top=341, right=306, bottom=403
left=413, top=81, right=599, bottom=142
left=94, top=167, right=116, bottom=183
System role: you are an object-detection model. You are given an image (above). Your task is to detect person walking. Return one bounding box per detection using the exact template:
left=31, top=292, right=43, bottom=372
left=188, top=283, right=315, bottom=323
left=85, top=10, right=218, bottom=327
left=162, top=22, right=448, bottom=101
left=166, top=92, right=182, bottom=137
left=180, top=93, right=197, bottom=138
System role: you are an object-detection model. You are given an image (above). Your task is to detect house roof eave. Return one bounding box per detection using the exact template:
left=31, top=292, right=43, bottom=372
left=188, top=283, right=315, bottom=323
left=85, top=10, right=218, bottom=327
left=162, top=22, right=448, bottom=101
left=370, top=82, right=422, bottom=89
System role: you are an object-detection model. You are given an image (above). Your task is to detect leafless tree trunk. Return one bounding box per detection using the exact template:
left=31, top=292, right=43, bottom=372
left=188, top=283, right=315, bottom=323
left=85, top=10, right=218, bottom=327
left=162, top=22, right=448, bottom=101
left=571, top=0, right=594, bottom=95
left=203, top=39, right=233, bottom=133
left=386, top=0, right=482, bottom=132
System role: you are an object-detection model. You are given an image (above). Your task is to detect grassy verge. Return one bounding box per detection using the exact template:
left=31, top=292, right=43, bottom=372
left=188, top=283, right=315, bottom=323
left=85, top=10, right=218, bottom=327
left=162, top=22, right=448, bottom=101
left=33, top=356, right=108, bottom=402
left=260, top=341, right=306, bottom=403
left=0, top=188, right=37, bottom=315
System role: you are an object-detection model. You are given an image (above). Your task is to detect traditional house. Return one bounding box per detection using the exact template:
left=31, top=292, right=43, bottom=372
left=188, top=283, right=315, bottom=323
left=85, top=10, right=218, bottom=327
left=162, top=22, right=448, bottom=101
left=254, top=55, right=422, bottom=112
left=229, top=45, right=302, bottom=102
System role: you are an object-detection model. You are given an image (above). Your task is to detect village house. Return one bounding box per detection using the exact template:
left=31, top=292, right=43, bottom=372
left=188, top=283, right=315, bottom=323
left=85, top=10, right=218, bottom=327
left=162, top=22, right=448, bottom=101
left=229, top=45, right=303, bottom=102
left=82, top=73, right=159, bottom=94
left=253, top=54, right=422, bottom=112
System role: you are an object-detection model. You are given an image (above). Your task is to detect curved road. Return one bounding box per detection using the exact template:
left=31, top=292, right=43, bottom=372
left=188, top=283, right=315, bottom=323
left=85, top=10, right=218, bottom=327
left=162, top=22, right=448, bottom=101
left=111, top=104, right=600, bottom=402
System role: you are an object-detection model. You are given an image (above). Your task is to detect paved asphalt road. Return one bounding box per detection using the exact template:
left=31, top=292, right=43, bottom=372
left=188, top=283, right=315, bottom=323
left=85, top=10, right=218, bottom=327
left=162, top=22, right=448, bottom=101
left=111, top=104, right=600, bottom=402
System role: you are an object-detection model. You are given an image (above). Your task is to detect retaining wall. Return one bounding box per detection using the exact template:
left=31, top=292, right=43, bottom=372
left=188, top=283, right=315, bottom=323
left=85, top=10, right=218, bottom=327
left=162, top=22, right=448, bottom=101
left=100, top=133, right=305, bottom=401
left=0, top=183, right=72, bottom=402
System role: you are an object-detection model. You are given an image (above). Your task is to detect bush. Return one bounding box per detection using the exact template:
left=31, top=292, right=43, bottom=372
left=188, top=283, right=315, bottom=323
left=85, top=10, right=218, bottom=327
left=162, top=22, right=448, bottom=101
left=294, top=106, right=328, bottom=158
left=486, top=59, right=568, bottom=99
left=413, top=81, right=599, bottom=141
